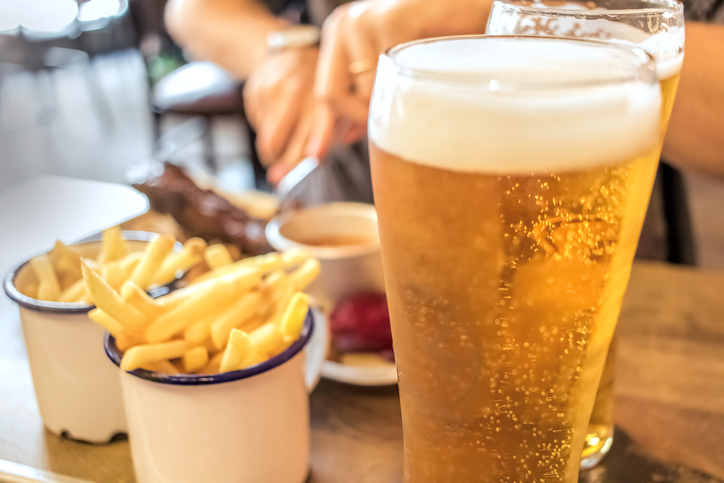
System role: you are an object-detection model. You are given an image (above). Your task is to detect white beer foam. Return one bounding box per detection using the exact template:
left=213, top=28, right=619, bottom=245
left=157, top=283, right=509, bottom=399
left=369, top=37, right=662, bottom=174
left=654, top=53, right=684, bottom=80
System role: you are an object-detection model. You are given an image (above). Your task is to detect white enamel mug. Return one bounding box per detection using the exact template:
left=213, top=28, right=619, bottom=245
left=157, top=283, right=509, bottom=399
left=265, top=202, right=385, bottom=313
left=3, top=231, right=178, bottom=443
left=106, top=310, right=327, bottom=483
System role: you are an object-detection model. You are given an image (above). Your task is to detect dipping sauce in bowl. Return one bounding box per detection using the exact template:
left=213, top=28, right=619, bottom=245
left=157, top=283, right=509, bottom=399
left=289, top=235, right=376, bottom=248
left=266, top=202, right=384, bottom=313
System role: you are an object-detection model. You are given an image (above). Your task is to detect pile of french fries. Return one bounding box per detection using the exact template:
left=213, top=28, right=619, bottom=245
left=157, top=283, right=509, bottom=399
left=82, top=243, right=320, bottom=375
left=20, top=227, right=205, bottom=304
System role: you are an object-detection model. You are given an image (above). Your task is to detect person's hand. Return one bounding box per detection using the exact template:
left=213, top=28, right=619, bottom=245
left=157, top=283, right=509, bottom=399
left=307, top=0, right=491, bottom=158
left=243, top=47, right=319, bottom=183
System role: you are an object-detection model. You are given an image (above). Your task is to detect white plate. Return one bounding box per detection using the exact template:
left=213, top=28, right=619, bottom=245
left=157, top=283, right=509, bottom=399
left=321, top=359, right=398, bottom=387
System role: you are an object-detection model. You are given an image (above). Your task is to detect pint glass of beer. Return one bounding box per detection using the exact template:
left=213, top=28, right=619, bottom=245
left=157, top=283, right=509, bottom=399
left=487, top=1, right=684, bottom=467
left=369, top=36, right=661, bottom=482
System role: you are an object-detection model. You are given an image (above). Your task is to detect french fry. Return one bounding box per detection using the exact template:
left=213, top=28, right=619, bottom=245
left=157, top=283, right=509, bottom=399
left=146, top=272, right=251, bottom=343
left=118, top=251, right=143, bottom=279
left=84, top=258, right=100, bottom=270
left=38, top=282, right=56, bottom=302
left=252, top=253, right=283, bottom=274
left=248, top=322, right=283, bottom=357
left=55, top=257, right=81, bottom=289
left=241, top=349, right=268, bottom=369
left=261, top=270, right=288, bottom=296
left=203, top=337, right=219, bottom=355
left=288, top=259, right=320, bottom=291
left=143, top=360, right=179, bottom=374
left=128, top=234, right=175, bottom=290
left=78, top=290, right=93, bottom=304
left=240, top=314, right=265, bottom=334
left=121, top=281, right=166, bottom=319
left=89, top=308, right=143, bottom=351
left=82, top=260, right=149, bottom=330
left=210, top=291, right=262, bottom=349
left=97, top=226, right=128, bottom=263
left=101, top=260, right=124, bottom=291
left=219, top=329, right=252, bottom=373
left=259, top=271, right=291, bottom=319
left=103, top=253, right=141, bottom=282
left=266, top=285, right=294, bottom=327
left=184, top=311, right=219, bottom=345
left=279, top=292, right=309, bottom=339
left=18, top=281, right=38, bottom=299
left=200, top=351, right=224, bottom=374
left=30, top=255, right=61, bottom=301
left=50, top=241, right=82, bottom=271
left=50, top=241, right=82, bottom=290
left=52, top=243, right=82, bottom=278
left=204, top=244, right=233, bottom=270
left=120, top=340, right=189, bottom=371
left=157, top=265, right=263, bottom=311
left=156, top=238, right=206, bottom=284
left=190, top=253, right=281, bottom=286
left=183, top=346, right=209, bottom=373
left=59, top=278, right=87, bottom=303
left=280, top=248, right=312, bottom=269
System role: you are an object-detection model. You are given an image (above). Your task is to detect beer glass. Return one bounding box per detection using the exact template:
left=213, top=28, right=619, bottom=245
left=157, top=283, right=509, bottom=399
left=487, top=0, right=684, bottom=468
left=369, top=36, right=662, bottom=482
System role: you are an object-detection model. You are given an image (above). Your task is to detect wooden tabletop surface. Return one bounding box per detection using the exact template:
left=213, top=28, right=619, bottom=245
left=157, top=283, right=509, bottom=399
left=1, top=261, right=723, bottom=483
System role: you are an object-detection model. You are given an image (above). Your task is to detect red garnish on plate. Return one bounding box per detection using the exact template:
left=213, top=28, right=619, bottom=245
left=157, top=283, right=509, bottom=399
left=330, top=292, right=392, bottom=355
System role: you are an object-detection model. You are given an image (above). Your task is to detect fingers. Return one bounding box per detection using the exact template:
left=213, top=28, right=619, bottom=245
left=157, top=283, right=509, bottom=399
left=305, top=101, right=336, bottom=159
left=256, top=95, right=301, bottom=165
left=315, top=6, right=352, bottom=112
left=316, top=9, right=372, bottom=126
left=242, top=74, right=266, bottom=132
left=245, top=48, right=319, bottom=165
left=268, top=102, right=316, bottom=185
left=330, top=95, right=369, bottom=125
left=311, top=3, right=378, bottom=159
left=344, top=2, right=379, bottom=105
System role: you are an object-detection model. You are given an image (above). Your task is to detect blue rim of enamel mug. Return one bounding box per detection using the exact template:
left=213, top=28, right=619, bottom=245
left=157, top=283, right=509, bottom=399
left=104, top=309, right=315, bottom=385
left=3, top=231, right=181, bottom=314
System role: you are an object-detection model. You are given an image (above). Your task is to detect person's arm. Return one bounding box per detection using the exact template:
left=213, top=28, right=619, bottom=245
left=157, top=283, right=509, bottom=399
left=165, top=0, right=288, bottom=79
left=663, top=21, right=724, bottom=178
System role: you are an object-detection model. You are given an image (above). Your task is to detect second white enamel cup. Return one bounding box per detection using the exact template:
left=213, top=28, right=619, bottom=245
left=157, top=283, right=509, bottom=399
left=2, top=231, right=175, bottom=443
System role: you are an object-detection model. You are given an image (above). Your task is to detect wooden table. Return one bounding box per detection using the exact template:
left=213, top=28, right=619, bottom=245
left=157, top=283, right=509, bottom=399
left=1, top=261, right=723, bottom=482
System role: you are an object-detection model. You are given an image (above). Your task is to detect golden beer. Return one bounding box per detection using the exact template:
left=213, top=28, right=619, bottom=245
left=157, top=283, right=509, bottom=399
left=369, top=36, right=662, bottom=482
left=582, top=70, right=681, bottom=463
left=485, top=1, right=685, bottom=467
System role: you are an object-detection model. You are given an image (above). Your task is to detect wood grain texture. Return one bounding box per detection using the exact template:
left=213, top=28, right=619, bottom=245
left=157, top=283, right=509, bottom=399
left=0, top=261, right=722, bottom=482
left=614, top=262, right=724, bottom=480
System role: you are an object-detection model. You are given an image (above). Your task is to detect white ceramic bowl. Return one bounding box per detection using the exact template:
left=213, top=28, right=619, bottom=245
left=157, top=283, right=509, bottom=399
left=3, top=231, right=176, bottom=443
left=106, top=310, right=325, bottom=483
left=266, top=203, right=397, bottom=386
left=266, top=203, right=385, bottom=313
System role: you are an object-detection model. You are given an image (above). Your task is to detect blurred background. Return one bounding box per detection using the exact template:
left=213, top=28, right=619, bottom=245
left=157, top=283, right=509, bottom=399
left=0, top=0, right=260, bottom=196
left=0, top=0, right=722, bottom=268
